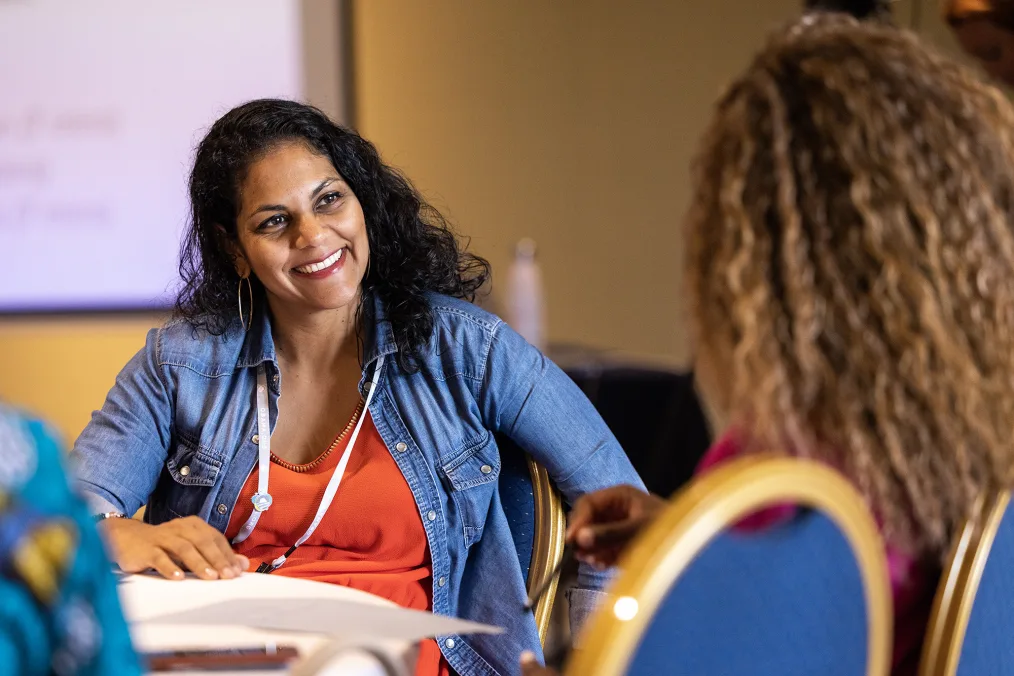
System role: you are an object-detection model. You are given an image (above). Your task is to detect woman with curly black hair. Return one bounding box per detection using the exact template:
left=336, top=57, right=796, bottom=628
left=71, top=99, right=643, bottom=675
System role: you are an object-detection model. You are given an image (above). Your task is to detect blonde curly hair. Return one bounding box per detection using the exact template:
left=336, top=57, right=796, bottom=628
left=686, top=15, right=1014, bottom=561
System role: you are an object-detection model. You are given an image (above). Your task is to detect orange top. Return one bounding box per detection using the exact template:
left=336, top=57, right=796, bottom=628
left=226, top=412, right=449, bottom=676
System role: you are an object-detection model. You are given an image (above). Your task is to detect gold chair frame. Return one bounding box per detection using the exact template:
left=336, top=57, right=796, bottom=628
left=525, top=457, right=567, bottom=647
left=918, top=491, right=1010, bottom=676
left=565, top=455, right=893, bottom=676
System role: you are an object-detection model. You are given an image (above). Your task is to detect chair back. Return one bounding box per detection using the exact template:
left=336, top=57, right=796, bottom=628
left=919, top=490, right=1014, bottom=676
left=565, top=456, right=892, bottom=676
left=496, top=434, right=567, bottom=646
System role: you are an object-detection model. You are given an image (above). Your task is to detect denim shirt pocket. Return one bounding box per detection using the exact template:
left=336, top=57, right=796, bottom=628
left=441, top=430, right=501, bottom=547
left=150, top=434, right=223, bottom=521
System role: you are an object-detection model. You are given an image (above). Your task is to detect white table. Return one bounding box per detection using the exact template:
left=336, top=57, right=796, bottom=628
left=118, top=573, right=415, bottom=676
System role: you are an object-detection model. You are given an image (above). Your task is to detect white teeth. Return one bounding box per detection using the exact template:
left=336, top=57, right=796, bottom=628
left=296, top=249, right=343, bottom=274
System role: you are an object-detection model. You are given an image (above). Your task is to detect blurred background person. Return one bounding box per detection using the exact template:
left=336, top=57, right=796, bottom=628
left=945, top=0, right=1014, bottom=85
left=0, top=403, right=139, bottom=675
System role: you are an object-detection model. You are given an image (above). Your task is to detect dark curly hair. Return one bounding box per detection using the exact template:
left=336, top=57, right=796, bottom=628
left=176, top=99, right=490, bottom=371
left=804, top=0, right=893, bottom=20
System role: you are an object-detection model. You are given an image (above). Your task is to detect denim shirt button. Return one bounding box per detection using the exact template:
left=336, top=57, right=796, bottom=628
left=480, top=464, right=492, bottom=474
left=217, top=504, right=228, bottom=515
left=251, top=434, right=259, bottom=444
left=438, top=576, right=446, bottom=587
left=395, top=442, right=408, bottom=452
left=444, top=638, right=455, bottom=649
left=179, top=466, right=190, bottom=477
left=427, top=510, right=437, bottom=521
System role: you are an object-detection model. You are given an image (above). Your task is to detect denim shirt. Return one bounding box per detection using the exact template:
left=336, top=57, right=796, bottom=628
left=71, top=293, right=644, bottom=676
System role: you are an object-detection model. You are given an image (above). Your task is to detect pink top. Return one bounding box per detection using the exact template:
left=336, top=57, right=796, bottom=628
left=697, top=431, right=937, bottom=675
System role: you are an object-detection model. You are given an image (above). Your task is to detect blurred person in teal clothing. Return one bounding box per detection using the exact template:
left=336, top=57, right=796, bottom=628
left=0, top=404, right=140, bottom=675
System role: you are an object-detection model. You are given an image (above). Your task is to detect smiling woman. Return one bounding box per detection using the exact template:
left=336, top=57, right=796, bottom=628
left=70, top=99, right=645, bottom=676
left=176, top=99, right=489, bottom=371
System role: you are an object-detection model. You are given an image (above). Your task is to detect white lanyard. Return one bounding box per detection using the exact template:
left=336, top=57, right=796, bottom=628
left=231, top=354, right=386, bottom=573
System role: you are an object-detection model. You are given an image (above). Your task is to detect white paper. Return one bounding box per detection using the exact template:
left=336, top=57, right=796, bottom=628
left=150, top=597, right=502, bottom=642
left=119, top=572, right=501, bottom=646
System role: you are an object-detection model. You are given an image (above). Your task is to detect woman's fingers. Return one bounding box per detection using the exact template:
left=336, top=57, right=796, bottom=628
left=576, top=518, right=645, bottom=549
left=566, top=485, right=641, bottom=540
left=100, top=515, right=248, bottom=579
left=183, top=519, right=241, bottom=578
left=148, top=549, right=185, bottom=580
left=568, top=486, right=666, bottom=564
left=162, top=536, right=219, bottom=580
left=520, top=651, right=559, bottom=676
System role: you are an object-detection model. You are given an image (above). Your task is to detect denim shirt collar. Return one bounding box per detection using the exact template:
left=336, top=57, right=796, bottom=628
left=235, top=292, right=399, bottom=374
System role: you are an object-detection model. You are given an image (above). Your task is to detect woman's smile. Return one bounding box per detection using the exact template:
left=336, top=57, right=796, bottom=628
left=292, top=247, right=346, bottom=278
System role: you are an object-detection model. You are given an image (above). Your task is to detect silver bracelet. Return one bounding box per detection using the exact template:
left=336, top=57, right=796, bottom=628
left=93, top=511, right=128, bottom=523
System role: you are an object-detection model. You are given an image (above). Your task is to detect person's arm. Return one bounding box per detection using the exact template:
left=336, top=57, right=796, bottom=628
left=70, top=329, right=247, bottom=580
left=478, top=320, right=646, bottom=633
left=71, top=328, right=174, bottom=517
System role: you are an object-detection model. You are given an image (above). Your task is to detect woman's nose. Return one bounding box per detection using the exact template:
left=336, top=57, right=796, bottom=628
left=292, top=214, right=327, bottom=248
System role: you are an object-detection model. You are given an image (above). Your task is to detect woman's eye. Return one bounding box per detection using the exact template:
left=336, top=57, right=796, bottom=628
left=258, top=214, right=286, bottom=230
left=318, top=191, right=341, bottom=208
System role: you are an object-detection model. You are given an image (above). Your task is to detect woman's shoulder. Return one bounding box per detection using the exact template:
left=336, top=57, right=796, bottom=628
left=148, top=315, right=249, bottom=377
left=425, top=293, right=504, bottom=334
left=405, top=293, right=520, bottom=372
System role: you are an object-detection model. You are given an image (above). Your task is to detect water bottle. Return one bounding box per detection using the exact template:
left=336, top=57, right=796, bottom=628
left=505, top=238, right=546, bottom=350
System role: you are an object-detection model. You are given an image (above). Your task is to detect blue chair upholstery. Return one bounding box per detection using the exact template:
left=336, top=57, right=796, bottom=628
left=566, top=456, right=891, bottom=676
left=496, top=433, right=567, bottom=646
left=954, top=494, right=1014, bottom=676
left=497, top=433, right=535, bottom=585
left=631, top=510, right=868, bottom=675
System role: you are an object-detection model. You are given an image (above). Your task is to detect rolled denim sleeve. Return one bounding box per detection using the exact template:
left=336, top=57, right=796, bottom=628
left=479, top=320, right=646, bottom=635
left=69, top=328, right=173, bottom=517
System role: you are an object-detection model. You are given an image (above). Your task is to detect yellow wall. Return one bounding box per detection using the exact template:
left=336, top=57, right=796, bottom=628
left=0, top=1, right=971, bottom=444
left=0, top=317, right=162, bottom=443
left=352, top=0, right=805, bottom=367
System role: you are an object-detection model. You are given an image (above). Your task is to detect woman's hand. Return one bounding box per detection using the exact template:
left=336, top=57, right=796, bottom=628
left=567, top=485, right=666, bottom=568
left=520, top=651, right=559, bottom=676
left=99, top=516, right=249, bottom=580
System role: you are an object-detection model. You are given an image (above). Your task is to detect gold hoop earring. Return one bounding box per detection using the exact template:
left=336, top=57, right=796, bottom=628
left=238, top=276, right=253, bottom=331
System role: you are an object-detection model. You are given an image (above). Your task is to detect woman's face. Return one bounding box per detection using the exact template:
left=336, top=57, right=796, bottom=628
left=953, top=18, right=1014, bottom=87
left=233, top=141, right=369, bottom=317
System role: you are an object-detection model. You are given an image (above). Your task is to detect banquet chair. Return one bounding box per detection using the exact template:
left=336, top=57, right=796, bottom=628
left=918, top=490, right=1014, bottom=676
left=497, top=434, right=567, bottom=646
left=565, top=456, right=892, bottom=676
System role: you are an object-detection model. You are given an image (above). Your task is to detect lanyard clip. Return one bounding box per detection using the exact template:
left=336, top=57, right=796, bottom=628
left=251, top=492, right=273, bottom=512
left=255, top=562, right=275, bottom=574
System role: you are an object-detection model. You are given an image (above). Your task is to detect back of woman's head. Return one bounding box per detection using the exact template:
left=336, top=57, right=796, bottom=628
left=686, top=15, right=1014, bottom=560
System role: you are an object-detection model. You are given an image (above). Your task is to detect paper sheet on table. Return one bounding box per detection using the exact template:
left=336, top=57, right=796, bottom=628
left=146, top=597, right=502, bottom=642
